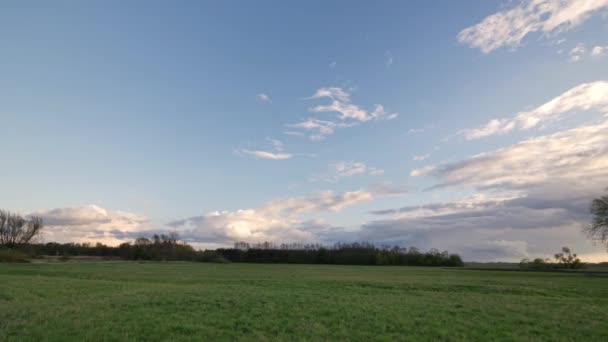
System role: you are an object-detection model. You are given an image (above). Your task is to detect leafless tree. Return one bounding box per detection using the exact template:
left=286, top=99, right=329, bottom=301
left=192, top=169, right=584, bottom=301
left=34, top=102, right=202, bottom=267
left=0, top=210, right=43, bottom=248
left=585, top=190, right=608, bottom=249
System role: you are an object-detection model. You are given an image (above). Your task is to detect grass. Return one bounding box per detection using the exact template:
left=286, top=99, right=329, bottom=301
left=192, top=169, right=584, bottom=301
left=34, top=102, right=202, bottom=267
left=1, top=262, right=607, bottom=341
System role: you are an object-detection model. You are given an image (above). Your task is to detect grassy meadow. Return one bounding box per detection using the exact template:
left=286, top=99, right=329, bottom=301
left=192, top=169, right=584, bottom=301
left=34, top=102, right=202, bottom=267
left=1, top=262, right=608, bottom=341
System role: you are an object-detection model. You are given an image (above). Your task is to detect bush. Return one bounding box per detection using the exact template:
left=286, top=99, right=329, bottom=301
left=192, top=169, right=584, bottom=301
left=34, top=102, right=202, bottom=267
left=0, top=248, right=29, bottom=263
left=58, top=254, right=71, bottom=262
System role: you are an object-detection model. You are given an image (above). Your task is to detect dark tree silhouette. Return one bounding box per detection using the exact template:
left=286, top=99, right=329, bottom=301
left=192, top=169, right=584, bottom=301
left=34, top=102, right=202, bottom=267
left=0, top=210, right=44, bottom=248
left=554, top=247, right=582, bottom=269
left=585, top=190, right=608, bottom=249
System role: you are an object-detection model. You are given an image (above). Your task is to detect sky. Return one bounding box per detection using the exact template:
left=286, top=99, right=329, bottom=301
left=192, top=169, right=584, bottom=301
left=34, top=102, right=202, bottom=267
left=2, top=0, right=608, bottom=262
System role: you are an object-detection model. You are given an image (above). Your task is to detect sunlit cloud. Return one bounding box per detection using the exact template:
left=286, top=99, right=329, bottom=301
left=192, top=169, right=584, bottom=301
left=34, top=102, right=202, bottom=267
left=458, top=0, right=608, bottom=53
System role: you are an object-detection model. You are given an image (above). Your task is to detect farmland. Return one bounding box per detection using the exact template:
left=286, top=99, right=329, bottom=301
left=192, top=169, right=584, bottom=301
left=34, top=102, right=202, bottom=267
left=1, top=262, right=608, bottom=341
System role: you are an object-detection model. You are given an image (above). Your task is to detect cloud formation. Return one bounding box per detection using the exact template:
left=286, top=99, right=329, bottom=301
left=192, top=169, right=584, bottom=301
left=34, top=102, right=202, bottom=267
left=290, top=87, right=398, bottom=139
left=568, top=43, right=587, bottom=62
left=458, top=0, right=608, bottom=53
left=362, top=182, right=603, bottom=261
left=591, top=45, right=608, bottom=56
left=374, top=122, right=608, bottom=260
left=462, top=81, right=608, bottom=139
left=417, top=119, right=608, bottom=190
left=236, top=149, right=293, bottom=160
left=311, top=161, right=384, bottom=182
left=168, top=189, right=375, bottom=247
left=33, top=205, right=148, bottom=245
left=257, top=93, right=272, bottom=103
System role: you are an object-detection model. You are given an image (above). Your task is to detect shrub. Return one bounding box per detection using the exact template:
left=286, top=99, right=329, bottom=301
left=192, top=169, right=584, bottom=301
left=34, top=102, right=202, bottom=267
left=0, top=248, right=29, bottom=263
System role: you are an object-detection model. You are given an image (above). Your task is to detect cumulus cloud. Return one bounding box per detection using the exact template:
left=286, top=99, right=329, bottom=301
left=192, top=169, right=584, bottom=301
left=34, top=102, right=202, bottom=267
left=458, top=0, right=608, bottom=53
left=289, top=87, right=398, bottom=139
left=311, top=161, right=385, bottom=182
left=257, top=93, right=272, bottom=103
left=167, top=189, right=376, bottom=247
left=591, top=45, right=608, bottom=56
left=32, top=205, right=149, bottom=245
left=236, top=149, right=292, bottom=160
left=462, top=81, right=608, bottom=139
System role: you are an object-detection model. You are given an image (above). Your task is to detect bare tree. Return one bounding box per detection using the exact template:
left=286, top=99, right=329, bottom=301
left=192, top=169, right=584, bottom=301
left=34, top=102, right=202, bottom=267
left=0, top=210, right=44, bottom=248
left=585, top=190, right=608, bottom=249
left=554, top=247, right=582, bottom=269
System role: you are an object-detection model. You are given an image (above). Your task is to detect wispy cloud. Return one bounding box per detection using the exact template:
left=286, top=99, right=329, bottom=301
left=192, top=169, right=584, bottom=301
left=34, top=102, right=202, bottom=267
left=406, top=128, right=425, bottom=135
left=288, top=119, right=356, bottom=140
left=311, top=161, right=384, bottom=182
left=417, top=119, right=608, bottom=190
left=385, top=50, right=394, bottom=67
left=568, top=43, right=586, bottom=62
left=308, top=87, right=398, bottom=122
left=458, top=0, right=608, bottom=53
left=413, top=154, right=430, bottom=161
left=236, top=149, right=292, bottom=160
left=461, top=81, right=608, bottom=139
left=289, top=87, right=398, bottom=139
left=256, top=93, right=272, bottom=103
left=266, top=138, right=285, bottom=151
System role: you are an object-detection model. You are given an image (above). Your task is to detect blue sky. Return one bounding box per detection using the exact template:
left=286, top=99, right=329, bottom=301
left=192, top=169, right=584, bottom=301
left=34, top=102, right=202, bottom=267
left=3, top=0, right=608, bottom=261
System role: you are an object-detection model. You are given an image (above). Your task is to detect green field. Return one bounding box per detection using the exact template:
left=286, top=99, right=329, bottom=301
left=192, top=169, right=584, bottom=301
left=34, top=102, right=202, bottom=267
left=1, top=262, right=607, bottom=341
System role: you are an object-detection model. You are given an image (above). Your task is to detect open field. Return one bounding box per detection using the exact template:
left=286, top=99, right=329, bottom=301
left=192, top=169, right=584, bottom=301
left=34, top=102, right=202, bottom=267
left=1, top=262, right=608, bottom=341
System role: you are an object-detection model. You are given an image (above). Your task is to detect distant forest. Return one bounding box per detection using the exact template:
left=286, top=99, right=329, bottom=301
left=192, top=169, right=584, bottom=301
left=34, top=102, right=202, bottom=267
left=17, top=234, right=464, bottom=267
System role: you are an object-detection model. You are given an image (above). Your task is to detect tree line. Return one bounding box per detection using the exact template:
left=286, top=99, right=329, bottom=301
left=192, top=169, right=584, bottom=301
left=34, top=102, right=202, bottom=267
left=16, top=238, right=464, bottom=266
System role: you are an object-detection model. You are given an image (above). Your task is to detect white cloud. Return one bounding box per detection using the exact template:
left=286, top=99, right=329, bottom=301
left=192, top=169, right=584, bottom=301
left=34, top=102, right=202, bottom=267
left=257, top=93, right=272, bottom=103
left=462, top=81, right=608, bottom=139
left=236, top=149, right=292, bottom=160
left=406, top=128, right=425, bottom=135
left=289, top=87, right=398, bottom=139
left=311, top=161, right=385, bottom=182
left=32, top=205, right=149, bottom=245
left=308, top=87, right=398, bottom=122
left=385, top=50, right=394, bottom=67
left=419, top=119, right=608, bottom=190
left=368, top=167, right=385, bottom=176
left=568, top=43, right=586, bottom=62
left=266, top=138, right=284, bottom=151
left=394, top=120, right=608, bottom=260
left=410, top=165, right=436, bottom=177
left=329, top=61, right=337, bottom=68
left=288, top=119, right=356, bottom=140
left=413, top=154, right=430, bottom=161
left=168, top=189, right=376, bottom=247
left=309, top=87, right=351, bottom=102
left=566, top=43, right=608, bottom=61
left=458, top=0, right=608, bottom=53
left=591, top=45, right=608, bottom=56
